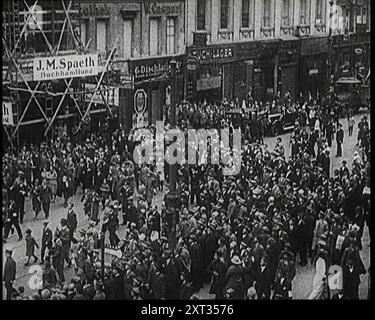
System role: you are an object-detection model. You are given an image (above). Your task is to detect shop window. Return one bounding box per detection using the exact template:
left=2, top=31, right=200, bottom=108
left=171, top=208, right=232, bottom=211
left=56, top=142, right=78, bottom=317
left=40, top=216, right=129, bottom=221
left=262, top=0, right=273, bottom=28
left=315, top=0, right=326, bottom=25
left=197, top=0, right=206, bottom=30
left=149, top=18, right=159, bottom=56
left=242, top=0, right=254, bottom=29
left=299, top=0, right=310, bottom=26
left=123, top=19, right=133, bottom=58
left=96, top=20, right=107, bottom=54
left=281, top=0, right=293, bottom=27
left=220, top=0, right=229, bottom=29
left=166, top=18, right=176, bottom=54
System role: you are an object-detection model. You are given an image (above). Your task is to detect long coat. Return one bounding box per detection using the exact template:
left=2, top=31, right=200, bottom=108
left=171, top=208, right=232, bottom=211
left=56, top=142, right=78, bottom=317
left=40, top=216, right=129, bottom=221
left=25, top=235, right=39, bottom=257
left=164, top=259, right=181, bottom=299
left=3, top=257, right=16, bottom=284
left=207, top=258, right=226, bottom=298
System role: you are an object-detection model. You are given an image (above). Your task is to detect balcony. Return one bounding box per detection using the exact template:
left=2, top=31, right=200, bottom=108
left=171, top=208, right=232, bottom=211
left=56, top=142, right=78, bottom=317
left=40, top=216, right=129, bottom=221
left=296, top=25, right=311, bottom=37
left=280, top=26, right=294, bottom=36
left=261, top=27, right=275, bottom=38
left=218, top=30, right=233, bottom=42
left=239, top=29, right=255, bottom=41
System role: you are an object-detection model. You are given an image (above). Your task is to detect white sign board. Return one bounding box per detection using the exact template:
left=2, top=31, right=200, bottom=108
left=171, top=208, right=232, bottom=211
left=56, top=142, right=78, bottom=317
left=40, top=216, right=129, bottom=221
left=33, top=54, right=99, bottom=81
left=84, top=83, right=119, bottom=106
left=2, top=101, right=13, bottom=125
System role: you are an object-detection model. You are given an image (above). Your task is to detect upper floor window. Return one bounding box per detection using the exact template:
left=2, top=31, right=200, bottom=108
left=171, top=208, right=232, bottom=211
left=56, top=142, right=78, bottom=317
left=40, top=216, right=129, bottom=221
left=80, top=20, right=88, bottom=48
left=96, top=20, right=107, bottom=54
left=242, top=0, right=254, bottom=29
left=262, top=0, right=273, bottom=28
left=166, top=18, right=176, bottom=54
left=220, top=0, right=229, bottom=29
left=197, top=0, right=206, bottom=30
left=281, top=0, right=293, bottom=27
left=299, top=0, right=310, bottom=25
left=149, top=18, right=159, bottom=56
left=315, top=0, right=326, bottom=25
left=123, top=19, right=133, bottom=58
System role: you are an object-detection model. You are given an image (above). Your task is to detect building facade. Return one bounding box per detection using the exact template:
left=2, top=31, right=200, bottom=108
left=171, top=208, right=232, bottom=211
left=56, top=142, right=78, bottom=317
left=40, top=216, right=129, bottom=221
left=184, top=0, right=370, bottom=104
left=79, top=0, right=186, bottom=132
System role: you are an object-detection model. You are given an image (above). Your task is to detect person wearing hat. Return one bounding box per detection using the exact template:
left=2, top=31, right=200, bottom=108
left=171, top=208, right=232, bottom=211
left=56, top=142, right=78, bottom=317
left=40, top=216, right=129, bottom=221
left=207, top=250, right=226, bottom=299
left=40, top=178, right=52, bottom=219
left=66, top=203, right=78, bottom=244
left=225, top=255, right=245, bottom=299
left=335, top=122, right=344, bottom=157
left=342, top=257, right=365, bottom=300
left=59, top=218, right=72, bottom=269
left=10, top=170, right=29, bottom=224
left=3, top=200, right=23, bottom=241
left=52, top=229, right=65, bottom=283
left=24, top=228, right=40, bottom=266
left=3, top=246, right=17, bottom=300
left=189, top=233, right=204, bottom=293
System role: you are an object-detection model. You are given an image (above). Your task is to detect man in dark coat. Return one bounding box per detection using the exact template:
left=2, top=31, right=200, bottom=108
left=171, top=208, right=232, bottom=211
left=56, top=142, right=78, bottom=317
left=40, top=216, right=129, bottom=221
left=40, top=179, right=52, bottom=219
left=40, top=219, right=53, bottom=263
left=3, top=248, right=17, bottom=300
left=150, top=265, right=166, bottom=299
left=207, top=250, right=226, bottom=299
left=66, top=203, right=78, bottom=244
left=10, top=172, right=29, bottom=223
left=342, top=258, right=364, bottom=300
left=163, top=250, right=181, bottom=299
left=189, top=235, right=203, bottom=292
left=3, top=200, right=23, bottom=241
left=59, top=218, right=72, bottom=268
left=52, top=231, right=65, bottom=283
left=254, top=257, right=272, bottom=300
left=336, top=123, right=344, bottom=157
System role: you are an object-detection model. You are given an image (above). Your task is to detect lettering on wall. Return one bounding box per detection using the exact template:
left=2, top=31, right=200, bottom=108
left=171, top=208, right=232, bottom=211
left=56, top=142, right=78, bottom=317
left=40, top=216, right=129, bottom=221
left=144, top=2, right=181, bottom=16
left=80, top=4, right=110, bottom=17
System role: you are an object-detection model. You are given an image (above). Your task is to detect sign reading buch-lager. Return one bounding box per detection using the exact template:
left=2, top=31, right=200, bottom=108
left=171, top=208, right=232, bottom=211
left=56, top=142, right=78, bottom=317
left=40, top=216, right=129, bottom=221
left=33, top=54, right=99, bottom=81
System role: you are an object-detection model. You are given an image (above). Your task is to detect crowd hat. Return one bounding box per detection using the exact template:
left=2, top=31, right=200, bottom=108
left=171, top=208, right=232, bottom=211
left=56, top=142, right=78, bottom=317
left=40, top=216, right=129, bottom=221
left=231, top=255, right=242, bottom=265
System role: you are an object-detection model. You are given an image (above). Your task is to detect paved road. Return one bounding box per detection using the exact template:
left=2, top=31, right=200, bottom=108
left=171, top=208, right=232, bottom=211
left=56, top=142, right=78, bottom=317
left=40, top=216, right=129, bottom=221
left=3, top=112, right=370, bottom=299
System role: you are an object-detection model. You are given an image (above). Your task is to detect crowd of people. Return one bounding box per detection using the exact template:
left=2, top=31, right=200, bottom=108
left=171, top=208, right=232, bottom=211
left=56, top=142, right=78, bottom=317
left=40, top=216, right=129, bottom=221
left=2, top=93, right=370, bottom=300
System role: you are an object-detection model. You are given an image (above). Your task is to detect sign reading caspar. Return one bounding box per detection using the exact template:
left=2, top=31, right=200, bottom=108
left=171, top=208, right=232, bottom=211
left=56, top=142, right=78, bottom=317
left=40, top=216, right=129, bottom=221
left=34, top=54, right=99, bottom=81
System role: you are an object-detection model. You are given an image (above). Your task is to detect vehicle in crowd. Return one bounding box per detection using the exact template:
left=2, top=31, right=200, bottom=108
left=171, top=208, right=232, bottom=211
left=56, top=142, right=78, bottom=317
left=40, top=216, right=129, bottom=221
left=334, top=77, right=370, bottom=114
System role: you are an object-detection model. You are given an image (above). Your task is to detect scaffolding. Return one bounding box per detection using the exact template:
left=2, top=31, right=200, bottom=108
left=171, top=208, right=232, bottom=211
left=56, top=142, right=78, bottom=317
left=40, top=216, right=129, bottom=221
left=2, top=0, right=119, bottom=152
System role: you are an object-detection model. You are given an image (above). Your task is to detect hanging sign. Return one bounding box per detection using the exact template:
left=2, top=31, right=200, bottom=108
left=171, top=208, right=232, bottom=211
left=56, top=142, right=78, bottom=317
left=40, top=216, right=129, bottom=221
left=134, top=89, right=147, bottom=114
left=84, top=83, right=119, bottom=106
left=33, top=54, right=99, bottom=81
left=2, top=101, right=14, bottom=126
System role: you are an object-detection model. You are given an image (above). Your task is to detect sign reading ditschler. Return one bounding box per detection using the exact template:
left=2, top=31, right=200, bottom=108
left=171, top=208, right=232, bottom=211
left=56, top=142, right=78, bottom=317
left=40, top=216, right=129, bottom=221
left=33, top=54, right=99, bottom=81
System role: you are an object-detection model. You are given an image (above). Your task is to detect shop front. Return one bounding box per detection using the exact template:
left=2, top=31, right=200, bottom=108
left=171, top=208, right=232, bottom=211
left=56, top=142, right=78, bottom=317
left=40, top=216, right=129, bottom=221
left=260, top=40, right=280, bottom=102
left=278, top=38, right=300, bottom=100
left=186, top=44, right=237, bottom=103
left=235, top=41, right=261, bottom=103
left=299, top=37, right=330, bottom=98
left=123, top=55, right=184, bottom=131
left=332, top=32, right=370, bottom=82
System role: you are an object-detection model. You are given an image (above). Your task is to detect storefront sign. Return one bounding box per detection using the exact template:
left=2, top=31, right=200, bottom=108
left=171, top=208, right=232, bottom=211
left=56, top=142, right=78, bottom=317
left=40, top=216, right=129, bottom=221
left=33, top=54, right=99, bottom=81
left=132, top=56, right=183, bottom=82
left=134, top=89, right=147, bottom=114
left=196, top=76, right=221, bottom=91
left=144, top=2, right=181, bottom=16
left=80, top=4, right=110, bottom=17
left=188, top=45, right=236, bottom=64
left=2, top=101, right=13, bottom=125
left=84, top=83, right=119, bottom=107
left=301, top=37, right=329, bottom=55
left=237, top=42, right=260, bottom=60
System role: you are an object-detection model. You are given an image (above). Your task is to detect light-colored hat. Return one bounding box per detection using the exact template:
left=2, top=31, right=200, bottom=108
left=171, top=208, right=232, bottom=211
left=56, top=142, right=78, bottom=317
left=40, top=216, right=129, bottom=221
left=231, top=255, right=242, bottom=265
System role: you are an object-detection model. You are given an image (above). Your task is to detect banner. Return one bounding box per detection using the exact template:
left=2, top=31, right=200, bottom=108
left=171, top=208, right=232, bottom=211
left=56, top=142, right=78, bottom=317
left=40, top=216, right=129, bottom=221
left=2, top=101, right=13, bottom=125
left=33, top=54, right=99, bottom=81
left=84, top=83, right=119, bottom=106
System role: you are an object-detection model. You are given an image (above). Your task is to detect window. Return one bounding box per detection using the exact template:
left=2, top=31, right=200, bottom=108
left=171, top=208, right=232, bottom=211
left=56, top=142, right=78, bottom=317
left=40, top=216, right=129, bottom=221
left=166, top=18, right=176, bottom=54
left=220, top=0, right=229, bottom=29
left=80, top=20, right=88, bottom=47
left=123, top=19, right=132, bottom=58
left=299, top=0, right=310, bottom=25
left=197, top=0, right=206, bottom=30
left=242, top=0, right=250, bottom=28
left=149, top=18, right=159, bottom=56
left=315, top=0, right=325, bottom=25
left=96, top=20, right=107, bottom=53
left=281, top=0, right=292, bottom=27
left=356, top=6, right=368, bottom=25
left=263, top=0, right=272, bottom=28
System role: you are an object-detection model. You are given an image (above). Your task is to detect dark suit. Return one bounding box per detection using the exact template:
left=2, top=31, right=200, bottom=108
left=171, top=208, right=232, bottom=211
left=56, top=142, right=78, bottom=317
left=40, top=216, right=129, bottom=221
left=343, top=265, right=362, bottom=299
left=336, top=128, right=344, bottom=156
left=3, top=257, right=17, bottom=300
left=40, top=185, right=52, bottom=219
left=331, top=293, right=348, bottom=300
left=255, top=266, right=272, bottom=299
left=52, top=239, right=64, bottom=282
left=67, top=210, right=78, bottom=243
left=164, top=259, right=181, bottom=299
left=41, top=226, right=53, bottom=262
left=150, top=272, right=166, bottom=299
left=273, top=277, right=292, bottom=300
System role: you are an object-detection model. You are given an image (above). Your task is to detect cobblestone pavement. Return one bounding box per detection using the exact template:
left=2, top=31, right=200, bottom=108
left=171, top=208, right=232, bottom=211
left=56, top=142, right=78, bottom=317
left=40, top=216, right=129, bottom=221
left=3, top=112, right=370, bottom=299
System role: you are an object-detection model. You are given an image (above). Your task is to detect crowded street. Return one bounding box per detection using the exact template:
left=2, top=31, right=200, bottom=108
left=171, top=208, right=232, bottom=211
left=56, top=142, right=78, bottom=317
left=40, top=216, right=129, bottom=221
left=2, top=0, right=371, bottom=302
